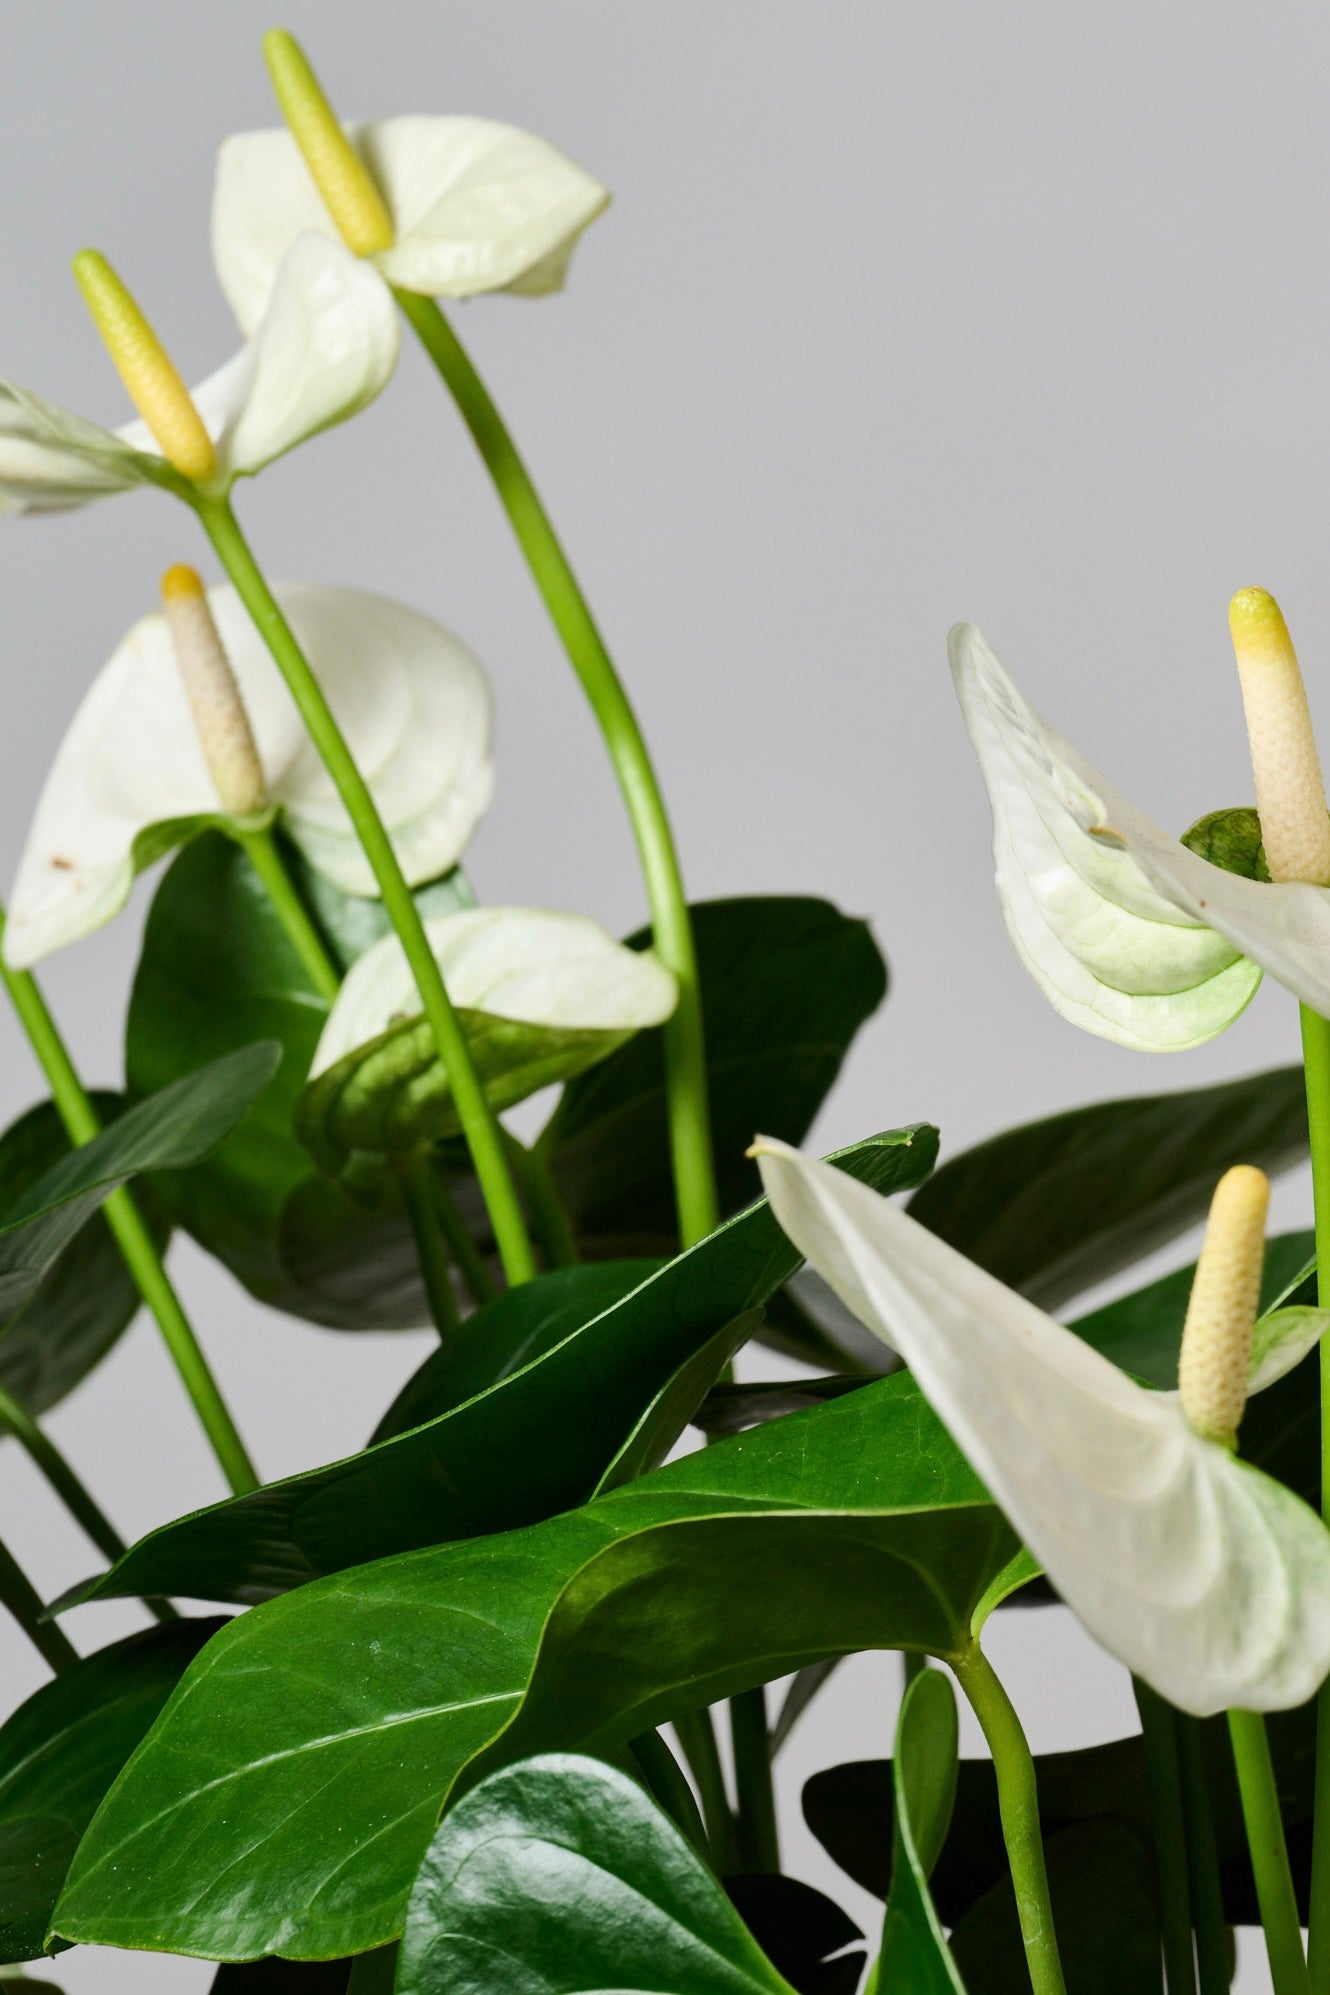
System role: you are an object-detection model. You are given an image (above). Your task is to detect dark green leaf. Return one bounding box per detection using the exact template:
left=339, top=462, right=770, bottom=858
left=127, top=833, right=465, bottom=1329
left=950, top=1820, right=1160, bottom=1993
left=878, top=1670, right=965, bottom=1993
left=396, top=1752, right=799, bottom=1994
left=541, top=898, right=888, bottom=1256
left=0, top=1096, right=169, bottom=1416
left=212, top=1964, right=351, bottom=1993
left=591, top=1311, right=760, bottom=1495
left=723, top=1877, right=863, bottom=1995
left=0, top=1043, right=280, bottom=1323
left=908, top=1065, right=1307, bottom=1309
left=67, top=1127, right=938, bottom=1608
left=54, top=1374, right=1013, bottom=1961
left=1180, top=806, right=1270, bottom=881
left=0, top=1619, right=222, bottom=1962
left=696, top=1376, right=864, bottom=1438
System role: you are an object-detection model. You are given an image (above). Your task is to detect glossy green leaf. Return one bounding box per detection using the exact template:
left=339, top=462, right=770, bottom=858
left=0, top=1095, right=168, bottom=1416
left=908, top=1064, right=1307, bottom=1309
left=877, top=1670, right=965, bottom=1993
left=126, top=831, right=471, bottom=1328
left=397, top=1752, right=799, bottom=1994
left=541, top=897, right=888, bottom=1256
left=68, top=1127, right=939, bottom=1608
left=54, top=1373, right=1014, bottom=1961
left=0, top=1619, right=222, bottom=1962
left=591, top=1311, right=760, bottom=1496
left=0, top=1042, right=279, bottom=1324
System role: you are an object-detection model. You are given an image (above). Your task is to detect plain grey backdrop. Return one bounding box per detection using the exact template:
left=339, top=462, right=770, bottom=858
left=0, top=1, right=1323, bottom=1985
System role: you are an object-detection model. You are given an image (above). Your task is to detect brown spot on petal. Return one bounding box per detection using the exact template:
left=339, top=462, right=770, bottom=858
left=49, top=855, right=74, bottom=871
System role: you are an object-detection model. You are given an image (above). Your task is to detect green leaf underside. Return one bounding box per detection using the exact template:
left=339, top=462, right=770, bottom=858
left=397, top=1753, right=799, bottom=1994
left=1180, top=806, right=1271, bottom=883
left=53, top=1376, right=1013, bottom=1961
left=296, top=1012, right=633, bottom=1176
left=0, top=1095, right=169, bottom=1416
left=127, top=833, right=471, bottom=1328
left=908, top=1064, right=1307, bottom=1310
left=542, top=897, right=888, bottom=1258
left=65, top=1128, right=939, bottom=1608
left=0, top=1620, right=223, bottom=1962
left=878, top=1671, right=965, bottom=1993
left=0, top=1043, right=280, bottom=1323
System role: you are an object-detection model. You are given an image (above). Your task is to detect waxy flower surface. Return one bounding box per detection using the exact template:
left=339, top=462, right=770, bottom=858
left=950, top=621, right=1330, bottom=1049
left=213, top=115, right=610, bottom=339
left=0, top=234, right=396, bottom=513
left=4, top=582, right=493, bottom=969
left=754, top=1135, right=1330, bottom=1715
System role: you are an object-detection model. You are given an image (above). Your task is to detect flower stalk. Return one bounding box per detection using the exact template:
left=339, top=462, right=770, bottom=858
left=0, top=1530, right=78, bottom=1675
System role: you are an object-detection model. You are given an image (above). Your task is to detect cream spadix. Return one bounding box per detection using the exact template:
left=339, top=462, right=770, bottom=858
left=1230, top=587, right=1330, bottom=886
left=3, top=582, right=493, bottom=968
left=1177, top=1164, right=1268, bottom=1447
left=752, top=1134, right=1330, bottom=1715
left=160, top=565, right=266, bottom=816
left=950, top=621, right=1330, bottom=1049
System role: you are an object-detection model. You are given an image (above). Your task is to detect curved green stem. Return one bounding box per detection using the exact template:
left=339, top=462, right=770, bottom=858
left=197, top=495, right=536, bottom=1289
left=674, top=1706, right=738, bottom=1874
left=503, top=1132, right=579, bottom=1270
left=630, top=1729, right=712, bottom=1863
left=1176, top=1714, right=1232, bottom=1995
left=1228, top=1708, right=1310, bottom=1995
left=1302, top=1003, right=1330, bottom=1991
left=1133, top=1679, right=1197, bottom=1995
left=397, top=292, right=718, bottom=1250
left=431, top=1164, right=497, bottom=1309
left=232, top=823, right=341, bottom=1001
left=729, top=1684, right=779, bottom=1874
left=953, top=1646, right=1066, bottom=1995
left=0, top=1530, right=77, bottom=1674
left=0, top=930, right=257, bottom=1496
left=398, top=1152, right=459, bottom=1340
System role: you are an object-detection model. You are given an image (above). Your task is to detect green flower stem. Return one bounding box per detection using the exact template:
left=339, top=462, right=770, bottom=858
left=232, top=824, right=341, bottom=1002
left=729, top=1684, right=780, bottom=1874
left=197, top=494, right=537, bottom=1290
left=397, top=290, right=719, bottom=1252
left=674, top=1706, right=738, bottom=1874
left=398, top=1152, right=459, bottom=1340
left=630, top=1729, right=713, bottom=1863
left=432, top=1164, right=497, bottom=1308
left=953, top=1646, right=1066, bottom=1995
left=502, top=1132, right=579, bottom=1270
left=1227, top=1708, right=1310, bottom=1995
left=1176, top=1714, right=1232, bottom=1995
left=0, top=932, right=257, bottom=1497
left=0, top=1530, right=77, bottom=1674
left=1303, top=1001, right=1330, bottom=1993
left=1133, top=1679, right=1197, bottom=1995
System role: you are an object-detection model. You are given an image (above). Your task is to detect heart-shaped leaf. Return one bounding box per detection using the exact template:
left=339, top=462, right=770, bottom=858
left=0, top=1619, right=222, bottom=1963
left=53, top=1373, right=1014, bottom=1962
left=65, top=1126, right=940, bottom=1608
left=397, top=1753, right=800, bottom=1994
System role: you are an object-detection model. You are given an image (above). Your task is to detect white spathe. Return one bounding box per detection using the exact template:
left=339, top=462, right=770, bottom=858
left=950, top=622, right=1330, bottom=1049
left=754, top=1137, right=1330, bottom=1717
left=0, top=235, right=397, bottom=513
left=3, top=583, right=493, bottom=969
left=213, top=116, right=610, bottom=336
left=310, top=907, right=678, bottom=1077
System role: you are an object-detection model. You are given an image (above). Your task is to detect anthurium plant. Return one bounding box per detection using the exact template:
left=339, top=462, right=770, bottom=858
left=5, top=27, right=1330, bottom=1995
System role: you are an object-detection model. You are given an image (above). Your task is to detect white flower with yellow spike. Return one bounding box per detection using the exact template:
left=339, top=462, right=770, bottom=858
left=753, top=1137, right=1330, bottom=1716
left=951, top=590, right=1330, bottom=1049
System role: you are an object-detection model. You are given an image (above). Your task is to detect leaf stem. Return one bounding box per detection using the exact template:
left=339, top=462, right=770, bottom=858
left=502, top=1131, right=579, bottom=1269
left=431, top=1163, right=497, bottom=1308
left=729, top=1684, right=780, bottom=1874
left=952, top=1645, right=1066, bottom=1995
left=196, top=494, right=537, bottom=1289
left=0, top=1530, right=77, bottom=1674
left=1176, top=1714, right=1232, bottom=1995
left=674, top=1706, right=739, bottom=1874
left=0, top=927, right=257, bottom=1496
left=630, top=1729, right=713, bottom=1863
left=1133, top=1678, right=1197, bottom=1995
left=231, top=824, right=341, bottom=1002
left=1302, top=1000, right=1330, bottom=1993
left=397, top=1152, right=458, bottom=1340
left=396, top=291, right=718, bottom=1251
left=1227, top=1708, right=1310, bottom=1995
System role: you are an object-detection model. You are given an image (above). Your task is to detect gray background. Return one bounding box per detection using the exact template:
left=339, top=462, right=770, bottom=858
left=0, top=1, right=1322, bottom=1985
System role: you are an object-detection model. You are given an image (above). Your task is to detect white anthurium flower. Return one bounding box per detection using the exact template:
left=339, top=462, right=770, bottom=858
left=213, top=115, right=611, bottom=339
left=950, top=618, right=1330, bottom=1050
left=309, top=907, right=677, bottom=1079
left=753, top=1136, right=1330, bottom=1716
left=0, top=234, right=397, bottom=514
left=3, top=581, right=493, bottom=970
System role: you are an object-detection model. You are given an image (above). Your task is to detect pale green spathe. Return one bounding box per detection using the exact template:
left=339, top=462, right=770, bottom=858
left=0, top=235, right=397, bottom=512
left=754, top=1135, right=1330, bottom=1717
left=3, top=583, right=493, bottom=969
left=950, top=621, right=1330, bottom=1048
